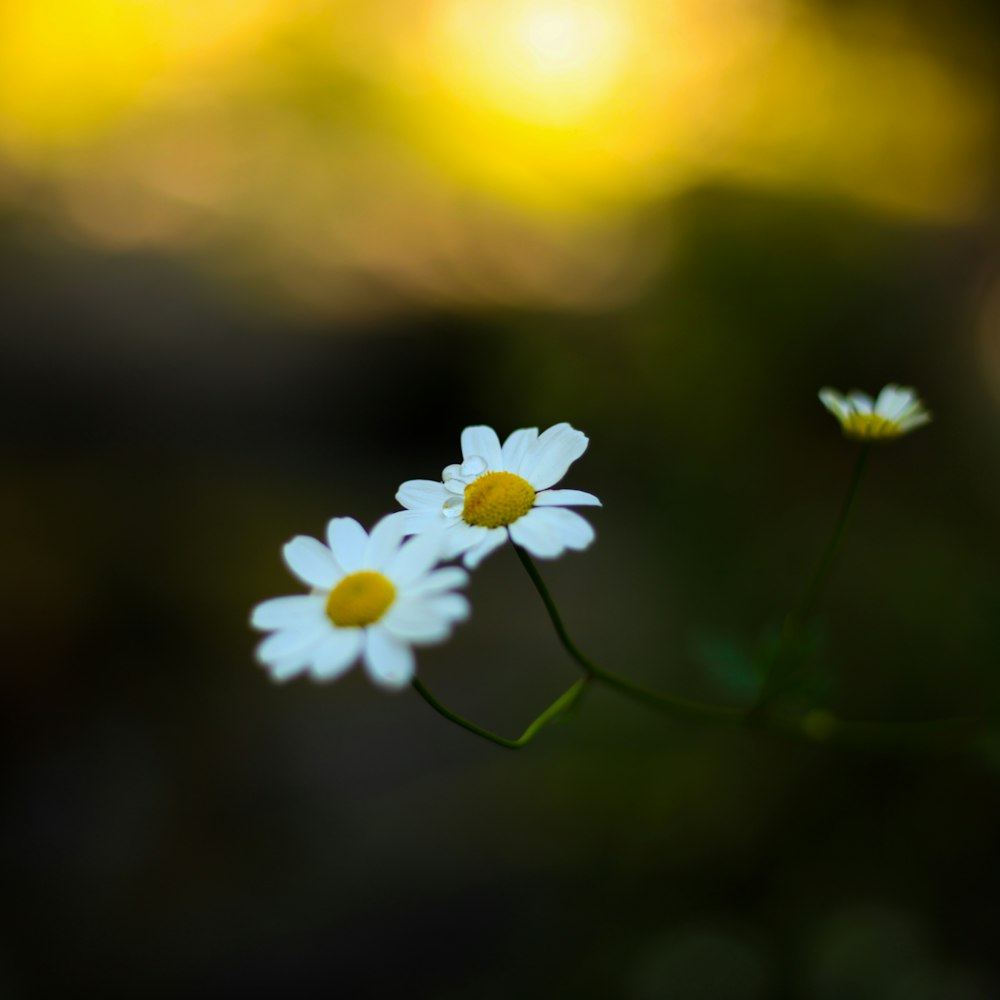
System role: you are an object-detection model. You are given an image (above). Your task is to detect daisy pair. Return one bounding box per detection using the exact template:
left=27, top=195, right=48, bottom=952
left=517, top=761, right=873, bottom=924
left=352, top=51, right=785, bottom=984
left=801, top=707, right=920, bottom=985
left=252, top=422, right=600, bottom=688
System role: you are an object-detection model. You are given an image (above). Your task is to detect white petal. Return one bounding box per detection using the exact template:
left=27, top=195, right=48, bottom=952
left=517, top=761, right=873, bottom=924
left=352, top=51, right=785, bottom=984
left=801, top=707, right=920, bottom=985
left=364, top=515, right=407, bottom=570
left=462, top=528, right=508, bottom=568
left=508, top=507, right=565, bottom=558
left=898, top=410, right=932, bottom=432
left=534, top=488, right=601, bottom=507
left=396, top=480, right=450, bottom=511
left=282, top=536, right=341, bottom=589
left=264, top=649, right=316, bottom=682
left=442, top=464, right=463, bottom=480
left=383, top=618, right=450, bottom=645
left=460, top=455, right=487, bottom=477
left=256, top=623, right=328, bottom=664
left=251, top=595, right=326, bottom=630
left=874, top=383, right=899, bottom=414
left=326, top=517, right=368, bottom=573
left=310, top=629, right=363, bottom=681
left=460, top=425, right=503, bottom=469
left=878, top=385, right=919, bottom=421
left=443, top=478, right=467, bottom=495
left=384, top=531, right=448, bottom=586
left=847, top=391, right=873, bottom=414
left=385, top=509, right=446, bottom=535
left=382, top=600, right=453, bottom=643
left=530, top=506, right=595, bottom=551
left=818, top=389, right=849, bottom=422
left=442, top=523, right=487, bottom=558
left=384, top=591, right=469, bottom=643
left=893, top=397, right=923, bottom=421
left=426, top=593, right=471, bottom=622
left=518, top=422, right=589, bottom=490
left=408, top=566, right=469, bottom=596
left=501, top=427, right=538, bottom=474
left=364, top=628, right=416, bottom=689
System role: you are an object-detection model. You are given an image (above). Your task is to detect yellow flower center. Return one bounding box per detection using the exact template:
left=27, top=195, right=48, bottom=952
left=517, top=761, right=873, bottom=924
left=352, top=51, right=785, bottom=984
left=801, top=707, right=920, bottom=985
left=842, top=413, right=902, bottom=441
left=325, top=571, right=396, bottom=627
left=462, top=471, right=536, bottom=528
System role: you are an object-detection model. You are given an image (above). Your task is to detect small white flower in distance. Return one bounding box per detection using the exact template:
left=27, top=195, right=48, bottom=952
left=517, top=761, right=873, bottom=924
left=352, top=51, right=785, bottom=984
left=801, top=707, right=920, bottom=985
left=250, top=516, right=469, bottom=689
left=390, top=423, right=601, bottom=568
left=819, top=384, right=931, bottom=442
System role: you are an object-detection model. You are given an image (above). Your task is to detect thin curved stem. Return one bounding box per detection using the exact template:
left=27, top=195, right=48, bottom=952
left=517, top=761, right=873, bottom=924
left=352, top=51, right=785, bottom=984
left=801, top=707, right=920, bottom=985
left=513, top=543, right=987, bottom=753
left=411, top=676, right=590, bottom=750
left=513, top=544, right=747, bottom=726
left=757, top=443, right=870, bottom=708
left=792, top=443, right=871, bottom=629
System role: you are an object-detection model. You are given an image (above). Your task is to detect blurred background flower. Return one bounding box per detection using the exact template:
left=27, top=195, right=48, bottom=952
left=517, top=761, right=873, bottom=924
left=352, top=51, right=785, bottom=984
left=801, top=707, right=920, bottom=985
left=3, top=0, right=1000, bottom=996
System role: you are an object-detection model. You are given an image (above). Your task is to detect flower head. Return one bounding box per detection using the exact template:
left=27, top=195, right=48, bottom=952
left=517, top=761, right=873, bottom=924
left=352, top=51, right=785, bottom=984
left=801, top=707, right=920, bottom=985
left=251, top=516, right=469, bottom=689
left=819, top=384, right=931, bottom=442
left=390, top=423, right=601, bottom=568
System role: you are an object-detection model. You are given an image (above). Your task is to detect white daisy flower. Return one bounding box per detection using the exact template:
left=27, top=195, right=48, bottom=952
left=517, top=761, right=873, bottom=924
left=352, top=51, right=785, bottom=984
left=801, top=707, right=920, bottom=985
left=390, top=423, right=601, bottom=568
left=819, top=384, right=931, bottom=442
left=250, top=516, right=469, bottom=689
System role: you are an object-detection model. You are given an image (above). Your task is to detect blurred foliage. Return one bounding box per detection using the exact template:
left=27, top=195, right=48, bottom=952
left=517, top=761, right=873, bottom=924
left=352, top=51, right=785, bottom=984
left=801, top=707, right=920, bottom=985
left=693, top=620, right=831, bottom=710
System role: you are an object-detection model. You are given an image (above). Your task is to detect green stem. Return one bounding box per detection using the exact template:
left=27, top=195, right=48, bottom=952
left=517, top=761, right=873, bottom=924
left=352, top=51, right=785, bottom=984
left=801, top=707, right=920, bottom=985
left=513, top=544, right=747, bottom=726
left=757, top=443, right=871, bottom=708
left=513, top=543, right=985, bottom=754
left=792, top=443, right=871, bottom=629
left=411, top=675, right=590, bottom=750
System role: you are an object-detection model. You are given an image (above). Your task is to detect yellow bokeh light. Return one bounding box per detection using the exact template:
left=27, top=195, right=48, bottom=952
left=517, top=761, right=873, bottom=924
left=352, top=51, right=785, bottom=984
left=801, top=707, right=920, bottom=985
left=413, top=0, right=794, bottom=212
left=0, top=0, right=996, bottom=317
left=432, top=0, right=633, bottom=126
left=0, top=0, right=161, bottom=144
left=0, top=0, right=277, bottom=149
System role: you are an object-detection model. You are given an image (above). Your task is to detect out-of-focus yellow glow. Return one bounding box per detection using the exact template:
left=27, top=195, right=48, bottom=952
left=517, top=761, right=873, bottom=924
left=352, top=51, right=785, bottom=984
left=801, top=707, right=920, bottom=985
left=432, top=0, right=633, bottom=126
left=414, top=0, right=997, bottom=219
left=0, top=0, right=276, bottom=147
left=0, top=0, right=161, bottom=144
left=0, top=0, right=996, bottom=317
